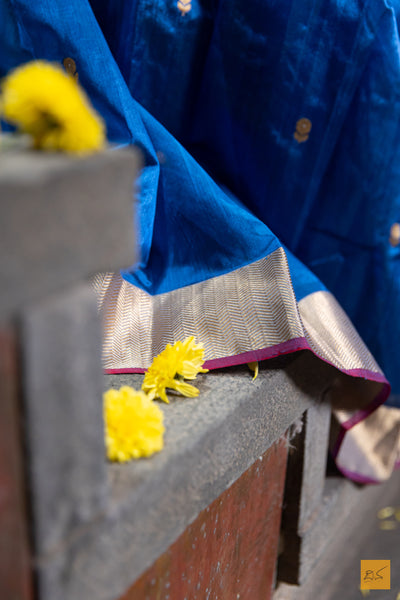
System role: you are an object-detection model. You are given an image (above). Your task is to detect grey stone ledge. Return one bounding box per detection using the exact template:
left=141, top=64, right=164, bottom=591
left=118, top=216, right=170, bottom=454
left=34, top=351, right=339, bottom=600
left=0, top=147, right=141, bottom=320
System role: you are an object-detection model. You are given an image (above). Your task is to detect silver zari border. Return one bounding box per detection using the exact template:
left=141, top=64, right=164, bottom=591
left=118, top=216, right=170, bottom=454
left=92, top=247, right=382, bottom=377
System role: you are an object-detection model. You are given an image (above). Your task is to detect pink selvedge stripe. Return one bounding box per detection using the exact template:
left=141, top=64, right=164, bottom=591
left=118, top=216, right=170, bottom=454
left=336, top=381, right=390, bottom=431
left=202, top=337, right=309, bottom=370
left=295, top=349, right=391, bottom=463
left=204, top=348, right=390, bottom=467
left=104, top=336, right=393, bottom=484
left=104, top=339, right=390, bottom=400
left=344, top=368, right=388, bottom=384
left=331, top=384, right=390, bottom=460
left=103, top=337, right=310, bottom=374
left=333, top=464, right=383, bottom=485
left=335, top=433, right=398, bottom=484
left=105, top=366, right=148, bottom=374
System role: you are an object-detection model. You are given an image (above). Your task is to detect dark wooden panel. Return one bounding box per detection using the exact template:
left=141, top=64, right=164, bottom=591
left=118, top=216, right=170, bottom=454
left=0, top=326, right=33, bottom=599
left=120, top=438, right=288, bottom=600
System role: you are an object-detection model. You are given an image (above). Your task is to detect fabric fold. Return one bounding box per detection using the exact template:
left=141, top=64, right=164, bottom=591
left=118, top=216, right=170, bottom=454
left=2, top=0, right=400, bottom=484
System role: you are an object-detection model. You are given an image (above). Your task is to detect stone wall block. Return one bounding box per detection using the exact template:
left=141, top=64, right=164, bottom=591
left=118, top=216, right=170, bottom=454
left=298, top=402, right=331, bottom=530
left=0, top=148, right=140, bottom=320
left=20, top=282, right=107, bottom=598
left=54, top=354, right=334, bottom=600
left=121, top=439, right=288, bottom=600
left=0, top=325, right=33, bottom=600
left=277, top=399, right=332, bottom=584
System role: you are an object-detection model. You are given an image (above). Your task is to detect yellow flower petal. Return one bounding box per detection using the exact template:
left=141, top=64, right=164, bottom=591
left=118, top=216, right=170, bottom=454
left=175, top=336, right=208, bottom=379
left=104, top=386, right=164, bottom=462
left=172, top=379, right=200, bottom=398
left=142, top=345, right=179, bottom=403
left=142, top=337, right=207, bottom=402
left=248, top=361, right=259, bottom=380
left=1, top=60, right=105, bottom=154
left=377, top=506, right=395, bottom=519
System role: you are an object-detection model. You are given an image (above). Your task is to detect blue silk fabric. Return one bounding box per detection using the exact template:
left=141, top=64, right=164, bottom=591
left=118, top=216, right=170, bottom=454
left=1, top=0, right=400, bottom=395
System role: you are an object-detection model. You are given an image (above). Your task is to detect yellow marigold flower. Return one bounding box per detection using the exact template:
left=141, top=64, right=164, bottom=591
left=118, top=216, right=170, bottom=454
left=142, top=336, right=208, bottom=403
left=104, top=386, right=164, bottom=462
left=1, top=60, right=105, bottom=154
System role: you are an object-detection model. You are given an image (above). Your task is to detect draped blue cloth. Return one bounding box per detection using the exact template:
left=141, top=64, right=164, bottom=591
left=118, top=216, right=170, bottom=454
left=1, top=0, right=400, bottom=398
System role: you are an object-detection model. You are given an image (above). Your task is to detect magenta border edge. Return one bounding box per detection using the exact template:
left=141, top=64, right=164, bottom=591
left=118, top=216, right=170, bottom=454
left=104, top=337, right=310, bottom=374
left=104, top=337, right=392, bottom=484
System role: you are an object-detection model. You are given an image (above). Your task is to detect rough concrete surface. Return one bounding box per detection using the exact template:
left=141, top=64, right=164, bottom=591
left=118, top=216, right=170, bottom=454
left=26, top=351, right=336, bottom=600
left=21, top=282, right=108, bottom=600
left=0, top=147, right=140, bottom=319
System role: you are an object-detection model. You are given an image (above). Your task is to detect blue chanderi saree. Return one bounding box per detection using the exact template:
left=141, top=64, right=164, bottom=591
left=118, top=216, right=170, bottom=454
left=1, top=0, right=400, bottom=482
